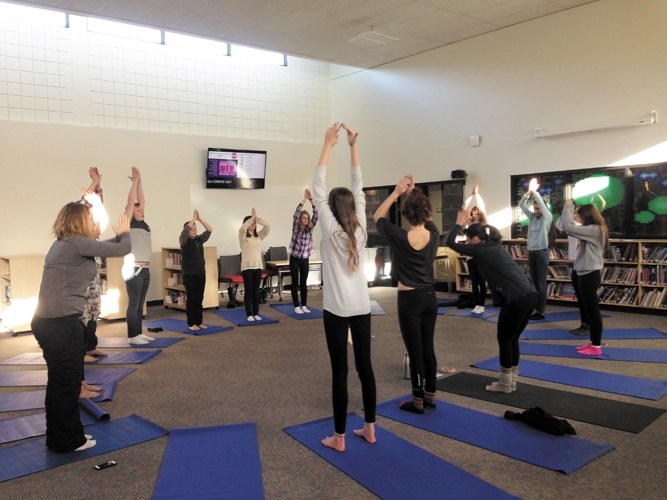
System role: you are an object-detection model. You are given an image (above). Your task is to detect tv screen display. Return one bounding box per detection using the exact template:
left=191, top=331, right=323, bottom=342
left=510, top=162, right=667, bottom=240
left=206, top=148, right=267, bottom=189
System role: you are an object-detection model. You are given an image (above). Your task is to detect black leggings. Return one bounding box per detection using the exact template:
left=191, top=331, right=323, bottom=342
left=575, top=270, right=603, bottom=345
left=496, top=293, right=537, bottom=368
left=571, top=269, right=590, bottom=326
left=323, top=310, right=376, bottom=435
left=468, top=259, right=487, bottom=307
left=397, top=287, right=438, bottom=398
left=242, top=269, right=262, bottom=317
left=289, top=255, right=310, bottom=307
left=183, top=273, right=206, bottom=326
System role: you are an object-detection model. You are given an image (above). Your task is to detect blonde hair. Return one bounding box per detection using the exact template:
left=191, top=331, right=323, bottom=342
left=53, top=202, right=92, bottom=240
left=328, top=187, right=361, bottom=271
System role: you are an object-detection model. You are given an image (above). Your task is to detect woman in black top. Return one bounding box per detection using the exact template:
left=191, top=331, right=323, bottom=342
left=179, top=210, right=213, bottom=331
left=374, top=175, right=440, bottom=413
left=446, top=210, right=536, bottom=393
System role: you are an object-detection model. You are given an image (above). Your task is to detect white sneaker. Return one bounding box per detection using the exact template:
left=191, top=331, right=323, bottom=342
left=253, top=315, right=262, bottom=321
left=472, top=306, right=485, bottom=314
left=247, top=316, right=255, bottom=322
left=75, top=438, right=96, bottom=451
left=301, top=306, right=311, bottom=313
left=139, top=334, right=155, bottom=342
left=294, top=307, right=304, bottom=314
left=129, top=336, right=150, bottom=345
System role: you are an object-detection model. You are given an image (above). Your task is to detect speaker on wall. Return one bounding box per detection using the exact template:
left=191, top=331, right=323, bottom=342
left=451, top=170, right=467, bottom=179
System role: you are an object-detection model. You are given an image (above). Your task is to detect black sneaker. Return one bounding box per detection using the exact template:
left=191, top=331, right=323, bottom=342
left=569, top=325, right=590, bottom=335
left=529, top=312, right=545, bottom=321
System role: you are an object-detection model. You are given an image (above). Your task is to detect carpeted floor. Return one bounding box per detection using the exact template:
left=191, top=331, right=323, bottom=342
left=0, top=287, right=665, bottom=499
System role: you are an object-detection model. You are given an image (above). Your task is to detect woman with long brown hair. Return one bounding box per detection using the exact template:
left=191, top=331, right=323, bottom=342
left=313, top=122, right=376, bottom=452
left=560, top=200, right=608, bottom=355
left=288, top=188, right=318, bottom=314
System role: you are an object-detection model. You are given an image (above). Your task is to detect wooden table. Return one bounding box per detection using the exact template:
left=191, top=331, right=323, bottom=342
left=266, top=259, right=322, bottom=301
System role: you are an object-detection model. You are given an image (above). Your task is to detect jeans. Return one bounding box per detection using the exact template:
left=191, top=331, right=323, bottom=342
left=126, top=267, right=150, bottom=338
left=183, top=273, right=206, bottom=326
left=31, top=314, right=87, bottom=452
left=528, top=249, right=549, bottom=314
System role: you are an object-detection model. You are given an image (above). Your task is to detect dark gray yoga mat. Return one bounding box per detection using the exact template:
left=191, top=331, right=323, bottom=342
left=436, top=372, right=665, bottom=433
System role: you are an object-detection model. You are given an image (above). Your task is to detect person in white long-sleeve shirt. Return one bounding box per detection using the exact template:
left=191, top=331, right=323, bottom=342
left=312, top=122, right=376, bottom=452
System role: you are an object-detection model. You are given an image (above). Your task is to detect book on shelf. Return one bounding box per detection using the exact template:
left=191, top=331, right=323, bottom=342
left=643, top=246, right=667, bottom=263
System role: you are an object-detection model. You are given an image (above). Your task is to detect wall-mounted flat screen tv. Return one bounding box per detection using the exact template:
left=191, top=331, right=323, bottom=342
left=511, top=162, right=667, bottom=240
left=206, top=148, right=267, bottom=189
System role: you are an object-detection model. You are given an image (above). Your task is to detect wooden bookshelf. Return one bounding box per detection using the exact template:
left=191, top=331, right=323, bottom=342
left=99, top=256, right=146, bottom=320
left=0, top=254, right=45, bottom=333
left=162, top=246, right=218, bottom=310
left=454, top=239, right=667, bottom=311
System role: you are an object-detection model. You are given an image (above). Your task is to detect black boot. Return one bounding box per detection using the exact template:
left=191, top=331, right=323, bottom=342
left=227, top=286, right=237, bottom=308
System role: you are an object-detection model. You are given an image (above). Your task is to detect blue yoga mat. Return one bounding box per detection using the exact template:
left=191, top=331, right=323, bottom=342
left=270, top=303, right=324, bottom=320
left=144, top=318, right=233, bottom=335
left=213, top=308, right=279, bottom=327
left=448, top=306, right=500, bottom=319
left=153, top=423, right=264, bottom=499
left=0, top=405, right=100, bottom=445
left=519, top=342, right=667, bottom=363
left=376, top=396, right=614, bottom=474
left=0, top=368, right=134, bottom=387
left=486, top=310, right=610, bottom=324
left=0, top=350, right=162, bottom=366
left=0, top=383, right=116, bottom=413
left=473, top=357, right=667, bottom=400
left=0, top=414, right=167, bottom=483
left=96, top=337, right=185, bottom=348
left=284, top=413, right=517, bottom=499
left=521, top=327, right=667, bottom=340
left=370, top=300, right=385, bottom=316
left=437, top=306, right=453, bottom=315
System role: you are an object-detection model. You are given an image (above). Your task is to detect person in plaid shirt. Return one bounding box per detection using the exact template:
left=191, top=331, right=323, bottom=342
left=289, top=189, right=318, bottom=314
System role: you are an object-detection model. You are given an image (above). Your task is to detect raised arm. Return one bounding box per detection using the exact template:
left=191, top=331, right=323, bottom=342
left=463, top=184, right=485, bottom=214
left=373, top=175, right=413, bottom=223
left=196, top=209, right=213, bottom=233
left=342, top=123, right=360, bottom=169
left=124, top=167, right=140, bottom=218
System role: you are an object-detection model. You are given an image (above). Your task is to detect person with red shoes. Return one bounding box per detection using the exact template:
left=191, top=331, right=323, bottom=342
left=559, top=200, right=608, bottom=356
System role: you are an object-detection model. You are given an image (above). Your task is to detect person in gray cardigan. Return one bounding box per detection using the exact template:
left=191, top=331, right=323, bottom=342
left=32, top=202, right=130, bottom=453
left=559, top=200, right=608, bottom=355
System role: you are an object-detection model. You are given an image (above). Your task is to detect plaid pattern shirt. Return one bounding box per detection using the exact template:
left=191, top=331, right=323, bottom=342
left=289, top=202, right=318, bottom=259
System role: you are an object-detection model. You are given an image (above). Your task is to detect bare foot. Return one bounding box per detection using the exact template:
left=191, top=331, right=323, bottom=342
left=198, top=324, right=208, bottom=329
left=82, top=382, right=102, bottom=391
left=321, top=434, right=345, bottom=452
left=353, top=423, right=376, bottom=444
left=79, top=389, right=101, bottom=399
left=87, top=349, right=107, bottom=357
left=83, top=355, right=98, bottom=363
left=189, top=325, right=201, bottom=331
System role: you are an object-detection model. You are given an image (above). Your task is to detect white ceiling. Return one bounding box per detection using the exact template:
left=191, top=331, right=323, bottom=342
left=14, top=0, right=597, bottom=69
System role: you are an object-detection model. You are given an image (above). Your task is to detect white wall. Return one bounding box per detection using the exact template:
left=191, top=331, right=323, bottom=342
left=0, top=13, right=333, bottom=302
left=330, top=0, right=667, bottom=231
left=3, top=0, right=667, bottom=303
